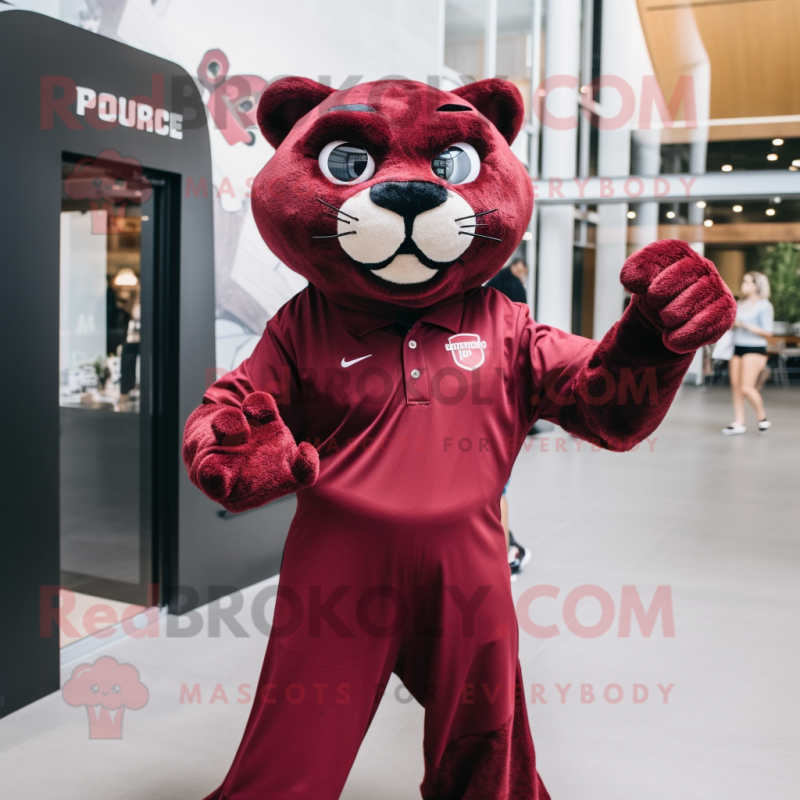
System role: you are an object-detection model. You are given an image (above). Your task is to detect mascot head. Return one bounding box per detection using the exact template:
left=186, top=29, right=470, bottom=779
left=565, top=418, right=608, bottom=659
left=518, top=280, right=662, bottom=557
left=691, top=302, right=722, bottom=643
left=252, top=77, right=533, bottom=309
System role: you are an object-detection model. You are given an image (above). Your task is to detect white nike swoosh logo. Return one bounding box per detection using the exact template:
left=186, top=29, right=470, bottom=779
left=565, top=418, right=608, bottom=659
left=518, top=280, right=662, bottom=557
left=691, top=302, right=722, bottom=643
left=341, top=355, right=373, bottom=368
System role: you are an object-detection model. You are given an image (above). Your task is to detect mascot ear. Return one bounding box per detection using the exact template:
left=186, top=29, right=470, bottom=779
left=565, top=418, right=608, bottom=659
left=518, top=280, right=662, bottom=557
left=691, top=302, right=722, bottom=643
left=257, top=77, right=336, bottom=149
left=451, top=79, right=525, bottom=145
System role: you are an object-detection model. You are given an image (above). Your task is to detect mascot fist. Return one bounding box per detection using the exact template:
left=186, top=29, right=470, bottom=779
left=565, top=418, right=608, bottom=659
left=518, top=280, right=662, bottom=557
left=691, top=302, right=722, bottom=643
left=183, top=392, right=319, bottom=513
left=620, top=239, right=737, bottom=354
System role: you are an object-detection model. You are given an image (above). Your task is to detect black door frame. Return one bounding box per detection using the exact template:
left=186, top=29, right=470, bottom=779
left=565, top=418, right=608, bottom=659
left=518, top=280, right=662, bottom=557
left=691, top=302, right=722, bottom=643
left=0, top=9, right=297, bottom=719
left=58, top=157, right=181, bottom=611
left=0, top=10, right=214, bottom=718
left=146, top=169, right=182, bottom=611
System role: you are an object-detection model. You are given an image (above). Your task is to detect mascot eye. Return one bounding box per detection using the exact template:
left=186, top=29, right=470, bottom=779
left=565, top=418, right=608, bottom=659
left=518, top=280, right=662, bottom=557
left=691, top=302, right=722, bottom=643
left=431, top=143, right=480, bottom=184
left=318, top=141, right=376, bottom=185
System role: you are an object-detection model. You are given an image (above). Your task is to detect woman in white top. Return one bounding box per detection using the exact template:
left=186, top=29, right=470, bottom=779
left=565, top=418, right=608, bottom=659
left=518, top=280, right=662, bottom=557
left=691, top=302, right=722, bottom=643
left=723, top=271, right=774, bottom=435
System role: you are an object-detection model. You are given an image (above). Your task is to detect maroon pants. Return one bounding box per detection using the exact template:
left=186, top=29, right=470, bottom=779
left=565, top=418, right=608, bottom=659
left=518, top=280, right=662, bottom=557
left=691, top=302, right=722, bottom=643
left=202, top=502, right=549, bottom=799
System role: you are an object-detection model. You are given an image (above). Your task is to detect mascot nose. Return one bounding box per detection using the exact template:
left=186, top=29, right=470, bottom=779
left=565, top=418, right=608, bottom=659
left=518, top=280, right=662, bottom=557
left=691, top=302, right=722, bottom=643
left=370, top=181, right=448, bottom=220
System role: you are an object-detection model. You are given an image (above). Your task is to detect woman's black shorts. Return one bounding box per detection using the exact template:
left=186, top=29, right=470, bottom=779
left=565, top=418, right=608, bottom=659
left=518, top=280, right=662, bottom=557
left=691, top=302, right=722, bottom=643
left=733, top=345, right=767, bottom=357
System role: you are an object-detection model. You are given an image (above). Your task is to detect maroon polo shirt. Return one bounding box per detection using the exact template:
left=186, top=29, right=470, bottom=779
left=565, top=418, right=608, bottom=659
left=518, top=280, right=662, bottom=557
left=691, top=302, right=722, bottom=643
left=205, top=284, right=595, bottom=532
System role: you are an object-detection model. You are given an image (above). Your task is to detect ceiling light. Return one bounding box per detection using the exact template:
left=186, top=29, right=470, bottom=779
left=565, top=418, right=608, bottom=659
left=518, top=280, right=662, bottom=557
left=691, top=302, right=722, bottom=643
left=580, top=85, right=588, bottom=94
left=773, top=197, right=782, bottom=203
left=767, top=153, right=778, bottom=161
left=772, top=138, right=784, bottom=146
left=696, top=200, right=707, bottom=208
left=721, top=164, right=733, bottom=172
left=790, top=166, right=799, bottom=172
left=113, top=267, right=139, bottom=287
left=703, top=219, right=714, bottom=227
left=793, top=159, right=800, bottom=167
left=766, top=208, right=776, bottom=216
left=733, top=205, right=743, bottom=213
left=627, top=211, right=637, bottom=219
left=666, top=210, right=676, bottom=219
left=522, top=231, right=533, bottom=240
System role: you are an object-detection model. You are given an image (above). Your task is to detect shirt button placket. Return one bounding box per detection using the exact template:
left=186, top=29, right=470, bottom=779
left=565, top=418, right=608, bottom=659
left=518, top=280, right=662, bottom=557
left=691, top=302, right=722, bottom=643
left=404, top=328, right=429, bottom=404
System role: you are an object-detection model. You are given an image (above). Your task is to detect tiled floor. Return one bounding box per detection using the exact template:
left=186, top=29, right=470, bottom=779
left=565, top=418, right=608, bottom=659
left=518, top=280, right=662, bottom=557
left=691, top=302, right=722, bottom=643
left=0, top=385, right=798, bottom=799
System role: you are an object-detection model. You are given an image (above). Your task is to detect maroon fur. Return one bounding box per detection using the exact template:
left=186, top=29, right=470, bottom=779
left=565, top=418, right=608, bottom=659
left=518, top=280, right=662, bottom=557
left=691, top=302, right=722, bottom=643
left=182, top=393, right=318, bottom=512
left=250, top=78, right=534, bottom=309
left=256, top=76, right=336, bottom=149
left=420, top=664, right=551, bottom=800
left=451, top=78, right=525, bottom=145
left=621, top=239, right=736, bottom=353
left=554, top=239, right=737, bottom=452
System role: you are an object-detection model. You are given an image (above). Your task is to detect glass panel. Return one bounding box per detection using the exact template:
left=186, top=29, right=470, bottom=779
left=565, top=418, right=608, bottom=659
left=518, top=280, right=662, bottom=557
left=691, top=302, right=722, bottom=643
left=610, top=196, right=800, bottom=383
left=560, top=195, right=800, bottom=339
left=59, top=155, right=153, bottom=645
left=660, top=138, right=800, bottom=175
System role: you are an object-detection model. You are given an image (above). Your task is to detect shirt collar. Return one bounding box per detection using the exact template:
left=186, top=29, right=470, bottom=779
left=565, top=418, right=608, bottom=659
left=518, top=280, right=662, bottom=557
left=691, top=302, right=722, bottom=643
left=325, top=290, right=471, bottom=337
left=419, top=296, right=465, bottom=334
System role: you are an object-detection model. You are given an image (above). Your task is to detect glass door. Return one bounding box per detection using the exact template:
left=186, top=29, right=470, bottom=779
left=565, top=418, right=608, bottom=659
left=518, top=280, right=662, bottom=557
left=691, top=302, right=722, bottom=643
left=58, top=153, right=169, bottom=647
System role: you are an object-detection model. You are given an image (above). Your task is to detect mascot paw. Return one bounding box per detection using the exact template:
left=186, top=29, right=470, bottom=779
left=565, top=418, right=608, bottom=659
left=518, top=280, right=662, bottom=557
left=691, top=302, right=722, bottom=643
left=620, top=239, right=737, bottom=354
left=184, top=392, right=319, bottom=512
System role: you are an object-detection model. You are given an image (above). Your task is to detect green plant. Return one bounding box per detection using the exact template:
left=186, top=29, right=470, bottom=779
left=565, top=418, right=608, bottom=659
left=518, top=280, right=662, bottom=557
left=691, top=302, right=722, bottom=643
left=758, top=242, right=800, bottom=322
left=92, top=356, right=111, bottom=389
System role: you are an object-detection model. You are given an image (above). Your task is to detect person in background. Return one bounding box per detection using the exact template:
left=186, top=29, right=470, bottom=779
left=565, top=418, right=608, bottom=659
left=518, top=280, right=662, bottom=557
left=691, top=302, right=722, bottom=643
left=500, top=483, right=530, bottom=580
left=723, top=271, right=774, bottom=435
left=487, top=255, right=528, bottom=303
left=487, top=256, right=531, bottom=578
left=106, top=276, right=131, bottom=357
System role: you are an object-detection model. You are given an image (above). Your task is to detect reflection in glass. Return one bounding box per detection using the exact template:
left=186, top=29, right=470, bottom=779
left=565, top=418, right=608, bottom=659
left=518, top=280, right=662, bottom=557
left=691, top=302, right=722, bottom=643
left=59, top=155, right=153, bottom=645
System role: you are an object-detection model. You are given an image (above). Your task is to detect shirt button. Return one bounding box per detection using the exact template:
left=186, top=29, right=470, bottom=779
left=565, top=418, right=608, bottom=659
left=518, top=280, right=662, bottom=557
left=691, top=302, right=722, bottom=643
left=410, top=369, right=421, bottom=379
left=408, top=340, right=417, bottom=349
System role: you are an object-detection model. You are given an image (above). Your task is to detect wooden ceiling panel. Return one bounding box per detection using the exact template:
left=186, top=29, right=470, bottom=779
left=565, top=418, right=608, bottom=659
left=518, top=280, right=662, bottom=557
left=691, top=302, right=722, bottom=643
left=637, top=0, right=800, bottom=125
left=629, top=222, right=800, bottom=244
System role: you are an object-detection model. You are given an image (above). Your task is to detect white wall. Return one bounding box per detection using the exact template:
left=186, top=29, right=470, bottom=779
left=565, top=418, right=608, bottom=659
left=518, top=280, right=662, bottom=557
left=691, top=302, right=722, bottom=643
left=115, top=0, right=443, bottom=86
left=17, top=0, right=446, bottom=369
left=15, top=0, right=443, bottom=83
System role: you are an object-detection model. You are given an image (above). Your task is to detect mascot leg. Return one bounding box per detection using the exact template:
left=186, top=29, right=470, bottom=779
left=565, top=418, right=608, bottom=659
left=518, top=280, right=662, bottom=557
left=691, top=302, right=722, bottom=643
left=201, top=522, right=403, bottom=800
left=201, top=517, right=549, bottom=800
left=417, top=661, right=549, bottom=800
left=201, top=638, right=396, bottom=800
left=396, top=526, right=551, bottom=800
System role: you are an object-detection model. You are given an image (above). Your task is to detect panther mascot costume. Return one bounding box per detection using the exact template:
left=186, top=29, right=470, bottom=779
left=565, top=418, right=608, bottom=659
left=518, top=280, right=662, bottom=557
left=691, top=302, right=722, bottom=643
left=184, top=76, right=735, bottom=799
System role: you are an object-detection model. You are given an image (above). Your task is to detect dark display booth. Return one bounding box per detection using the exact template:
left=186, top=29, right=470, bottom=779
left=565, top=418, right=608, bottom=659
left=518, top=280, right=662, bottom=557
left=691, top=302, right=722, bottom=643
left=0, top=9, right=294, bottom=717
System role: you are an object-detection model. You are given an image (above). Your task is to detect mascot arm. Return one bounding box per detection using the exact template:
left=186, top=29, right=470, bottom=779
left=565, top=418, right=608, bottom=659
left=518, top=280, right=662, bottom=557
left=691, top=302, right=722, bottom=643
left=523, top=240, right=736, bottom=452
left=182, top=323, right=319, bottom=513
